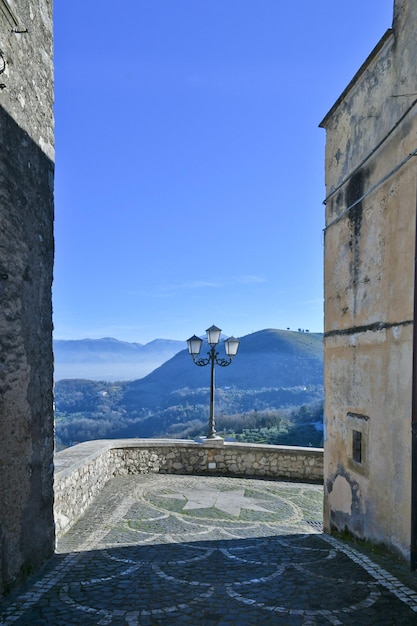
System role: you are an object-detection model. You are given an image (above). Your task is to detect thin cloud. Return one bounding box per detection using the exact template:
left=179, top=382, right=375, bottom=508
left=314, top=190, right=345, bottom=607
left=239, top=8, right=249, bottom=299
left=160, top=280, right=223, bottom=292
left=135, top=276, right=266, bottom=298
left=159, top=276, right=266, bottom=292
left=235, top=274, right=266, bottom=285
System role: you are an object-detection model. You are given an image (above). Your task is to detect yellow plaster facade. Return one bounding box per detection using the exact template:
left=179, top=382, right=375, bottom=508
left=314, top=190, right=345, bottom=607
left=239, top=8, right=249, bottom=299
left=321, top=0, right=417, bottom=562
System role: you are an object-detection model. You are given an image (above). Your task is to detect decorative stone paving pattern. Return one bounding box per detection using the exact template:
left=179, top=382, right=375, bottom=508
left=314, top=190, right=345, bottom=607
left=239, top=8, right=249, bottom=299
left=321, top=534, right=417, bottom=613
left=1, top=474, right=417, bottom=624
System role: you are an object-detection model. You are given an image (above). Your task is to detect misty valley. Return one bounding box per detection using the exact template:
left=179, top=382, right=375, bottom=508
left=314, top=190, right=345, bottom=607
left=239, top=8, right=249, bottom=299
left=54, top=329, right=324, bottom=449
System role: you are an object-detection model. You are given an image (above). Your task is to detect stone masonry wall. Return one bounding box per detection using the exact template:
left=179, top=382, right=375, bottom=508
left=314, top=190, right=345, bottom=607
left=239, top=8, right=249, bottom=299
left=0, top=0, right=54, bottom=597
left=54, top=439, right=323, bottom=538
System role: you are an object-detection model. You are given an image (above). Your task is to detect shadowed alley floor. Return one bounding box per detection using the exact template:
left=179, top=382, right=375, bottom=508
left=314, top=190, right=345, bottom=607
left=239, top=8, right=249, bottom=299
left=1, top=474, right=417, bottom=625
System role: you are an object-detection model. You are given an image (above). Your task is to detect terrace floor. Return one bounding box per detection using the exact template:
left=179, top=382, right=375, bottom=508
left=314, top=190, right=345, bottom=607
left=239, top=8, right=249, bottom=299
left=1, top=474, right=417, bottom=625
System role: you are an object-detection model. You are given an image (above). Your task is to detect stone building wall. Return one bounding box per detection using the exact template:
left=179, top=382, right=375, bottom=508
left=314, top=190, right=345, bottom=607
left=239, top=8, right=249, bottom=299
left=54, top=440, right=324, bottom=538
left=0, top=0, right=54, bottom=596
left=320, top=0, right=417, bottom=560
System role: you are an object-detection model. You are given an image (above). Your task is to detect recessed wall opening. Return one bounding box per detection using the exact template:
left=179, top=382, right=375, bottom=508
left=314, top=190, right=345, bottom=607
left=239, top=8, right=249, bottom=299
left=352, top=430, right=362, bottom=464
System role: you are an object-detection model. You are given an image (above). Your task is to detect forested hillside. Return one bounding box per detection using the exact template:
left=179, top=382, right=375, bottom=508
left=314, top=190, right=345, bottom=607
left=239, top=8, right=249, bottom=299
left=54, top=329, right=324, bottom=448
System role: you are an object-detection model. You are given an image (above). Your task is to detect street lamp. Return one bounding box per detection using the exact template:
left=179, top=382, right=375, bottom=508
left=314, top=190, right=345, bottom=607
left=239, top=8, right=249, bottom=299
left=186, top=325, right=240, bottom=440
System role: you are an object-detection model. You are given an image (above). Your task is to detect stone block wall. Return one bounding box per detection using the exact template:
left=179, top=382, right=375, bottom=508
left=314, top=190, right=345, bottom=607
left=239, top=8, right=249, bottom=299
left=112, top=441, right=322, bottom=481
left=54, top=446, right=116, bottom=538
left=0, top=0, right=54, bottom=597
left=54, top=439, right=323, bottom=538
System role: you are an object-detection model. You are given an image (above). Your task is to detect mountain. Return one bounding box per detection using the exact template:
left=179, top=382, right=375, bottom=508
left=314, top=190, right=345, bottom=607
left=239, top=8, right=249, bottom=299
left=54, top=329, right=324, bottom=446
left=53, top=337, right=185, bottom=381
left=122, top=328, right=323, bottom=405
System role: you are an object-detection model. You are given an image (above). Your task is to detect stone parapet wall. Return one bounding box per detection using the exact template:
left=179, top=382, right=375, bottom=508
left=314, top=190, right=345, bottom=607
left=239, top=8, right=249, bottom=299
left=54, top=442, right=116, bottom=537
left=54, top=439, right=323, bottom=538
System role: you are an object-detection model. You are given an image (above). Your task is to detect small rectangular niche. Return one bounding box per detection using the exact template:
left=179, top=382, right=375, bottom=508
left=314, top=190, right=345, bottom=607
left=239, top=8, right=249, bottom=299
left=346, top=410, right=369, bottom=473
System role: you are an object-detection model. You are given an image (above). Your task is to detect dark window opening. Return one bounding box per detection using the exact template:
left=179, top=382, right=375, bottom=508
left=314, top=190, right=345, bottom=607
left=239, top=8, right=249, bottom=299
left=352, top=430, right=362, bottom=463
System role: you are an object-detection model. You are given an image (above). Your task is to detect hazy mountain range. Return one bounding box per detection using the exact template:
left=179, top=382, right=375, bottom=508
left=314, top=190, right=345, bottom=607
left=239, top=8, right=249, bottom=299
left=54, top=329, right=324, bottom=446
left=53, top=337, right=185, bottom=381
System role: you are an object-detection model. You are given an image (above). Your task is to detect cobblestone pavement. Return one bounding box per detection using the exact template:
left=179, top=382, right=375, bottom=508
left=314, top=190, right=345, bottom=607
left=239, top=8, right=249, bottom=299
left=1, top=474, right=417, bottom=625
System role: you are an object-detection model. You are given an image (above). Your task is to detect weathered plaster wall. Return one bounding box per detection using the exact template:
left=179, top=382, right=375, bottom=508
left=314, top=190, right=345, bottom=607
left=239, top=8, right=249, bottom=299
left=321, top=0, right=416, bottom=559
left=0, top=0, right=54, bottom=596
left=54, top=439, right=324, bottom=538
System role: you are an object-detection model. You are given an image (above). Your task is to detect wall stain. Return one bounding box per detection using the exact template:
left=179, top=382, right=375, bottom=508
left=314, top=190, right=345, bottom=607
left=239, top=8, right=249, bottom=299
left=324, top=318, right=413, bottom=339
left=346, top=169, right=367, bottom=292
left=327, top=465, right=364, bottom=537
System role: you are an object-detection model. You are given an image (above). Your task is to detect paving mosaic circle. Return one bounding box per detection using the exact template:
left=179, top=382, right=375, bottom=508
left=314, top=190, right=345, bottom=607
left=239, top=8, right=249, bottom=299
left=1, top=474, right=417, bottom=625
left=142, top=475, right=304, bottom=525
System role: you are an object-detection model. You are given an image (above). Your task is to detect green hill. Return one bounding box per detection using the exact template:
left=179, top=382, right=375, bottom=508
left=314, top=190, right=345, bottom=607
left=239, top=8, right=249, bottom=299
left=54, top=329, right=323, bottom=447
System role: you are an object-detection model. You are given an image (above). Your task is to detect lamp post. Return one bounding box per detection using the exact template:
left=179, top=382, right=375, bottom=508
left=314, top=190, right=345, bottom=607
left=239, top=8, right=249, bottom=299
left=186, top=325, right=240, bottom=440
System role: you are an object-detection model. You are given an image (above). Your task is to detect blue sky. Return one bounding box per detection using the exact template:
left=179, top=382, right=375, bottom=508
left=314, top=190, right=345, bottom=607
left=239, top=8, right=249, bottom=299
left=53, top=0, right=394, bottom=343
